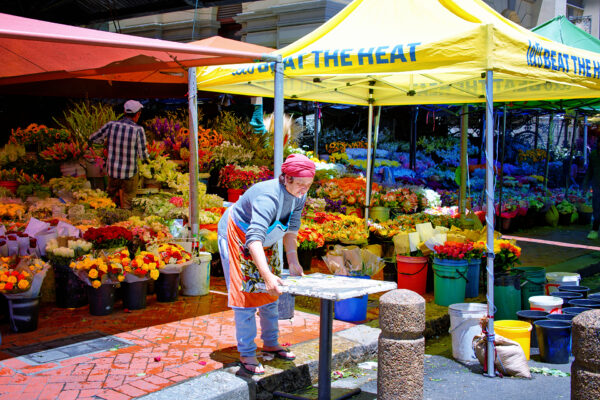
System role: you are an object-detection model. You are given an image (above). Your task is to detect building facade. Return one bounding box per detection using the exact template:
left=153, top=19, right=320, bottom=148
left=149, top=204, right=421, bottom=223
left=99, top=0, right=600, bottom=47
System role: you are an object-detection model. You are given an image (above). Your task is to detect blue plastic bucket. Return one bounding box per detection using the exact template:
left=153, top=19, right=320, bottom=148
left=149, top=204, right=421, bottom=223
left=558, top=285, right=590, bottom=298
left=334, top=276, right=369, bottom=322
left=551, top=292, right=583, bottom=302
left=568, top=299, right=600, bottom=309
left=534, top=320, right=572, bottom=364
left=588, top=293, right=600, bottom=301
left=465, top=259, right=481, bottom=298
left=516, top=310, right=548, bottom=348
left=562, top=306, right=593, bottom=315
left=546, top=314, right=575, bottom=355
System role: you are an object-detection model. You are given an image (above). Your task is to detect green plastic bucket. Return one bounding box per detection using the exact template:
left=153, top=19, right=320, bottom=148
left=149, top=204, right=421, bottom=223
left=513, top=266, right=546, bottom=310
left=432, top=258, right=468, bottom=307
left=494, top=273, right=521, bottom=320
left=370, top=206, right=390, bottom=222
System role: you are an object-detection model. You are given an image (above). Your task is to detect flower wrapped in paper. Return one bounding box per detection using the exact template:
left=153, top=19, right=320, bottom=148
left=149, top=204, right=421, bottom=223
left=70, top=253, right=125, bottom=288
left=107, top=249, right=162, bottom=282
left=45, top=237, right=92, bottom=266
left=322, top=244, right=384, bottom=277
left=148, top=243, right=192, bottom=274
left=0, top=256, right=50, bottom=299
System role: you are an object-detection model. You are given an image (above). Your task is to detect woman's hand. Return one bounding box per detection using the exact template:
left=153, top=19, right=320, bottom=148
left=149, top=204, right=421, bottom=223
left=288, top=260, right=304, bottom=277
left=263, top=271, right=284, bottom=296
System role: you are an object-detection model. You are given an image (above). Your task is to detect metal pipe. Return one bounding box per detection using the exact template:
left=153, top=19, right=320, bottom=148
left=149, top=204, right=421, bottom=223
left=584, top=115, right=589, bottom=166
left=544, top=114, right=554, bottom=193
left=365, top=90, right=374, bottom=222
left=459, top=105, right=468, bottom=216
left=484, top=70, right=496, bottom=378
left=273, top=56, right=284, bottom=177
left=314, top=102, right=320, bottom=157
left=318, top=299, right=334, bottom=400
left=566, top=114, right=578, bottom=196
left=368, top=106, right=382, bottom=195
left=498, top=105, right=507, bottom=232
left=534, top=114, right=539, bottom=150
left=188, top=67, right=199, bottom=238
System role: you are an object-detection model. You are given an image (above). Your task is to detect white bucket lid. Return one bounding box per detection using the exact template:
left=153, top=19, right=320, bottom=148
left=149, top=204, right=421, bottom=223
left=529, top=295, right=563, bottom=306
left=448, top=303, right=487, bottom=317
left=546, top=272, right=580, bottom=283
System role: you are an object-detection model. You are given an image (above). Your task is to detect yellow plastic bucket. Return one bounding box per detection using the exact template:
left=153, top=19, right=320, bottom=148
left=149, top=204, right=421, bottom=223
left=495, top=320, right=533, bottom=360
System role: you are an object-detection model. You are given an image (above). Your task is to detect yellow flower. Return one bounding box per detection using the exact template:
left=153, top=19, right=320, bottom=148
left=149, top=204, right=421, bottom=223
left=88, top=269, right=98, bottom=279
left=117, top=274, right=124, bottom=282
left=0, top=283, right=5, bottom=290
left=17, top=279, right=29, bottom=290
left=7, top=276, right=16, bottom=284
left=92, top=280, right=101, bottom=289
left=150, top=269, right=159, bottom=280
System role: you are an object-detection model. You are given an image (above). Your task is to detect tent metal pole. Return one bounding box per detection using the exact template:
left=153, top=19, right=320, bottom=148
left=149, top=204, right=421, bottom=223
left=566, top=114, right=578, bottom=196
left=314, top=102, right=320, bottom=157
left=274, top=56, right=284, bottom=177
left=534, top=114, right=539, bottom=150
left=484, top=70, right=496, bottom=378
left=365, top=89, right=374, bottom=223
left=368, top=106, right=382, bottom=193
left=544, top=114, right=554, bottom=193
left=584, top=115, right=589, bottom=166
left=498, top=105, right=507, bottom=232
left=459, top=105, right=468, bottom=216
left=188, top=67, right=199, bottom=239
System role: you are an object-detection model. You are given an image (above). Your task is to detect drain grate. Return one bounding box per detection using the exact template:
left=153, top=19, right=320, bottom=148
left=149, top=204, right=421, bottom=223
left=5, top=331, right=133, bottom=365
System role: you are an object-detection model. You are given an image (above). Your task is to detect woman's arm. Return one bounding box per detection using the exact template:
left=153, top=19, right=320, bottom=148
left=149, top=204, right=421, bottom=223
left=283, top=232, right=303, bottom=276
left=247, top=240, right=284, bottom=296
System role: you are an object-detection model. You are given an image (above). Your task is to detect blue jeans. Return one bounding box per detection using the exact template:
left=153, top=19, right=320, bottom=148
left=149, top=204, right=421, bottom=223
left=219, top=235, right=280, bottom=357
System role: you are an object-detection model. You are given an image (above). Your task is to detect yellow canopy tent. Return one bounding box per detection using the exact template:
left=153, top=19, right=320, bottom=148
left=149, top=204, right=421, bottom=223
left=196, top=0, right=600, bottom=381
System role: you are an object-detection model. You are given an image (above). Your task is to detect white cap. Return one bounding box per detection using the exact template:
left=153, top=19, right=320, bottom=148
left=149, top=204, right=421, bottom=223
left=124, top=100, right=143, bottom=114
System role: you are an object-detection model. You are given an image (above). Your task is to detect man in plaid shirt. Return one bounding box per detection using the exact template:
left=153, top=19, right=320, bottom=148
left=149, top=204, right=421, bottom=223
left=89, top=100, right=149, bottom=209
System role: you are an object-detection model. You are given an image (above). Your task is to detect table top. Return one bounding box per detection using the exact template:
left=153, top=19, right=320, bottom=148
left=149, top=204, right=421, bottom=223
left=272, top=273, right=397, bottom=301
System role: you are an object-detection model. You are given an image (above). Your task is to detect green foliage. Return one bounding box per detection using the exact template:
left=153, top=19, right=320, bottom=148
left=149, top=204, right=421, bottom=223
left=55, top=102, right=121, bottom=145
left=16, top=184, right=51, bottom=200
left=95, top=208, right=134, bottom=225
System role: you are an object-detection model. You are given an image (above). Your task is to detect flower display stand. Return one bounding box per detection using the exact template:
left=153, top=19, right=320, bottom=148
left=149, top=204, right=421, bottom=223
left=227, top=188, right=244, bottom=202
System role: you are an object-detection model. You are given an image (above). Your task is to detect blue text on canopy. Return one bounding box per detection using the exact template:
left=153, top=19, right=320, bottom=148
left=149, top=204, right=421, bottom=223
left=527, top=40, right=600, bottom=79
left=231, top=43, right=421, bottom=76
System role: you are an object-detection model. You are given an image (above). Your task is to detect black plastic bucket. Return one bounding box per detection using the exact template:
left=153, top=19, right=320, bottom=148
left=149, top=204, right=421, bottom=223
left=155, top=273, right=180, bottom=302
left=122, top=280, right=148, bottom=310
left=558, top=285, right=590, bottom=299
left=516, top=310, right=548, bottom=348
left=86, top=284, right=116, bottom=316
left=562, top=306, right=593, bottom=315
left=568, top=299, right=600, bottom=309
left=551, top=291, right=583, bottom=302
left=53, top=264, right=88, bottom=308
left=534, top=320, right=572, bottom=364
left=7, top=297, right=40, bottom=333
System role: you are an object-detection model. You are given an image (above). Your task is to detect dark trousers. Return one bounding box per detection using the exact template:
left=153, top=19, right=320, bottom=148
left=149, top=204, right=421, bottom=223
left=107, top=175, right=138, bottom=209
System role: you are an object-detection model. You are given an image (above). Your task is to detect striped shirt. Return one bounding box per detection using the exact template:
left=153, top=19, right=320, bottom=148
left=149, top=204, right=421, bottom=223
left=89, top=117, right=149, bottom=179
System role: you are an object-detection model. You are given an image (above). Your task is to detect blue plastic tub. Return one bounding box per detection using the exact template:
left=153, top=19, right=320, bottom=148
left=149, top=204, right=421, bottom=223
left=516, top=310, right=548, bottom=348
left=568, top=299, right=600, bottom=309
left=562, top=306, right=593, bottom=315
left=588, top=293, right=600, bottom=301
left=465, top=259, right=481, bottom=298
left=551, top=292, right=583, bottom=302
left=334, top=276, right=370, bottom=322
left=546, top=314, right=575, bottom=355
left=534, top=320, right=572, bottom=364
left=558, top=285, right=590, bottom=298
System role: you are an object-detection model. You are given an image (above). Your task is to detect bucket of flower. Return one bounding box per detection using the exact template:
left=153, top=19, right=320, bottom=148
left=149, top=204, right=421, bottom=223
left=46, top=237, right=92, bottom=308
left=148, top=242, right=192, bottom=302
left=0, top=257, right=50, bottom=332
left=109, top=249, right=161, bottom=310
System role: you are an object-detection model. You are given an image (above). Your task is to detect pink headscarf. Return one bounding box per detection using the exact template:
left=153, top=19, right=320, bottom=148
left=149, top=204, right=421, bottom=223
left=281, top=154, right=316, bottom=178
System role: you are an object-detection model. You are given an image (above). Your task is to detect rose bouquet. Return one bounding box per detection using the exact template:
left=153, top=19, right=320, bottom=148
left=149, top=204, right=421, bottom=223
left=156, top=243, right=192, bottom=265
left=433, top=241, right=473, bottom=260
left=107, top=249, right=161, bottom=282
left=45, top=238, right=93, bottom=266
left=297, top=227, right=325, bottom=251
left=0, top=256, right=50, bottom=297
left=70, top=254, right=125, bottom=288
left=83, top=226, right=133, bottom=249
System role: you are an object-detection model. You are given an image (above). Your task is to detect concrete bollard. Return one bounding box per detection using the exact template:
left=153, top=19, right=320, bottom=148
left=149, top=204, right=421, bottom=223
left=378, top=289, right=425, bottom=400
left=572, top=309, right=600, bottom=400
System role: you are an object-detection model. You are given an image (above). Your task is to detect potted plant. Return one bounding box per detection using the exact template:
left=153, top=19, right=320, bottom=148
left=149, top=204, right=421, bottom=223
left=296, top=227, right=325, bottom=272
left=0, top=168, right=23, bottom=194
left=218, top=164, right=272, bottom=202
left=556, top=200, right=577, bottom=225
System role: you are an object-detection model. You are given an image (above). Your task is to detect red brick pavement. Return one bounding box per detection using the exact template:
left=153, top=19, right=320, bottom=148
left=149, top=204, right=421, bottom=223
left=0, top=277, right=356, bottom=400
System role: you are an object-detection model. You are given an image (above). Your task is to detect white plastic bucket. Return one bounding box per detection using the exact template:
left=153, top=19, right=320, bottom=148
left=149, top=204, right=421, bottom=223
left=545, top=272, right=580, bottom=295
left=181, top=252, right=211, bottom=296
left=529, top=295, right=563, bottom=314
left=448, top=303, right=487, bottom=363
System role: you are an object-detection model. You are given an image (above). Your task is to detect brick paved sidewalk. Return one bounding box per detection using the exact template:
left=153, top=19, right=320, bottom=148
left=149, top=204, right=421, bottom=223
left=0, top=277, right=355, bottom=400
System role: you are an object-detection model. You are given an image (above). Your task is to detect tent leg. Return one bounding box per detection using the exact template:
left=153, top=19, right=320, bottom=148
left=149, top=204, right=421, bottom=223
left=274, top=56, right=284, bottom=264
left=584, top=115, right=589, bottom=166
left=364, top=90, right=374, bottom=222
left=368, top=106, right=381, bottom=196
left=484, top=70, right=496, bottom=378
left=459, top=105, right=468, bottom=216
left=188, top=66, right=199, bottom=238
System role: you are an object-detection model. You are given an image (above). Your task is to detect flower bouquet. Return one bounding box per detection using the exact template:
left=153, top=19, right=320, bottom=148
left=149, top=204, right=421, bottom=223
left=83, top=226, right=133, bottom=250
left=218, top=164, right=272, bottom=189
left=40, top=142, right=88, bottom=162
left=322, top=244, right=384, bottom=277
left=45, top=238, right=93, bottom=266
left=107, top=249, right=161, bottom=282
left=494, top=239, right=521, bottom=273
left=0, top=256, right=50, bottom=298
left=297, top=227, right=325, bottom=251
left=70, top=254, right=125, bottom=288
left=433, top=241, right=473, bottom=260
left=153, top=243, right=192, bottom=273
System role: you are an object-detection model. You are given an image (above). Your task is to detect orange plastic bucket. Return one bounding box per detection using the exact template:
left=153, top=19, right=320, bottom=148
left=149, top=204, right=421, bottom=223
left=396, top=255, right=428, bottom=295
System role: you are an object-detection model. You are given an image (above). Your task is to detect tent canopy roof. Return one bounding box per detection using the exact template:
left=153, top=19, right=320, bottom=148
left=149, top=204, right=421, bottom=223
left=0, top=13, right=273, bottom=88
left=532, top=15, right=600, bottom=54
left=196, top=0, right=600, bottom=106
